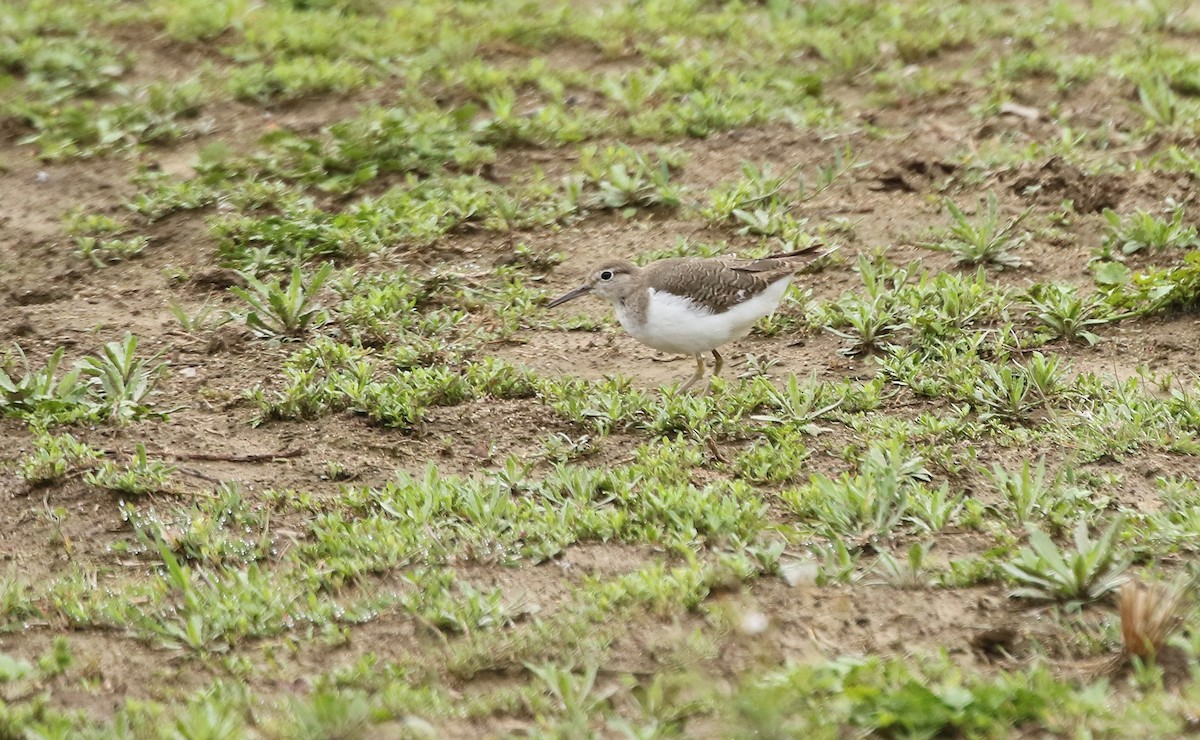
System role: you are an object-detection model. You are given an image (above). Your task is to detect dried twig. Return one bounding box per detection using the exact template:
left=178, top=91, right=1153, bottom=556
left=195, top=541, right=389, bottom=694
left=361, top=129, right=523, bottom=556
left=159, top=449, right=303, bottom=463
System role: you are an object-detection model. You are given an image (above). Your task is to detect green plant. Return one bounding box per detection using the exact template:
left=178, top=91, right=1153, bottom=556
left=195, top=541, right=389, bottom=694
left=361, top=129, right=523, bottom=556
left=596, top=163, right=681, bottom=210
left=1134, top=77, right=1180, bottom=128
left=228, top=58, right=372, bottom=103
left=573, top=144, right=685, bottom=212
left=84, top=444, right=177, bottom=495
left=73, top=235, right=149, bottom=266
left=169, top=300, right=231, bottom=334
left=1001, top=518, right=1129, bottom=605
left=806, top=540, right=862, bottom=585
left=784, top=450, right=914, bottom=544
left=906, top=483, right=965, bottom=532
left=231, top=263, right=333, bottom=339
left=920, top=194, right=1031, bottom=268
left=703, top=162, right=790, bottom=224
left=62, top=208, right=124, bottom=238
left=971, top=353, right=1062, bottom=420
left=871, top=542, right=935, bottom=588
left=170, top=699, right=247, bottom=740
left=268, top=688, right=373, bottom=739
left=600, top=69, right=664, bottom=112
left=820, top=257, right=910, bottom=356
left=122, top=484, right=270, bottom=566
left=1026, top=284, right=1112, bottom=345
left=1101, top=206, right=1199, bottom=256
left=78, top=334, right=168, bottom=422
left=0, top=565, right=38, bottom=622
left=732, top=203, right=805, bottom=238
left=755, top=372, right=846, bottom=434
left=260, top=105, right=493, bottom=193
left=5, top=35, right=131, bottom=104
left=824, top=294, right=905, bottom=356
left=16, top=79, right=208, bottom=159
left=527, top=662, right=613, bottom=733
left=738, top=353, right=780, bottom=379
left=0, top=346, right=89, bottom=418
left=989, top=457, right=1057, bottom=526
left=1105, top=251, right=1200, bottom=314
left=477, top=88, right=599, bottom=147
left=539, top=433, right=596, bottom=463
left=17, top=433, right=102, bottom=485
left=797, top=144, right=859, bottom=201
left=731, top=433, right=809, bottom=484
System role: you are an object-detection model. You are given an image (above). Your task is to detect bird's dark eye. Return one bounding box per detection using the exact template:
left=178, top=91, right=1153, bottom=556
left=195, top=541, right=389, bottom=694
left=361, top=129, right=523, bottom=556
left=599, top=270, right=614, bottom=281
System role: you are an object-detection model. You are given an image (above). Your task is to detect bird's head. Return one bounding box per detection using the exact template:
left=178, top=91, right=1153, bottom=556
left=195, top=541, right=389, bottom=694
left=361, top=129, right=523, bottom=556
left=546, top=260, right=640, bottom=308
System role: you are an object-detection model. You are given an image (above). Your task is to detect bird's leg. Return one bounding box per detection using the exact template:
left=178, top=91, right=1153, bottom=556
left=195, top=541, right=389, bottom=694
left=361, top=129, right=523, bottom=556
left=678, top=353, right=706, bottom=392
left=700, top=349, right=725, bottom=396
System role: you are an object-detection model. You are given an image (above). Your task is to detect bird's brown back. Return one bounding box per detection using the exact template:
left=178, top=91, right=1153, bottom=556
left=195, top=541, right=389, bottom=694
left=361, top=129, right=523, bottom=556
left=642, top=249, right=820, bottom=313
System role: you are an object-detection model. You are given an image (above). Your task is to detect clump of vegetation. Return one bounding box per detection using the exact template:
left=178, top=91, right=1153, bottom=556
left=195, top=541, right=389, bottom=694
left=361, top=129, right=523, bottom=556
left=0, top=336, right=167, bottom=424
left=63, top=208, right=148, bottom=266
left=1101, top=205, right=1199, bottom=256
left=1104, top=251, right=1200, bottom=314
left=1025, top=283, right=1113, bottom=345
left=920, top=194, right=1031, bottom=269
left=231, top=264, right=333, bottom=339
left=1002, top=519, right=1130, bottom=606
left=85, top=443, right=177, bottom=495
left=1118, top=572, right=1199, bottom=662
left=18, top=433, right=103, bottom=485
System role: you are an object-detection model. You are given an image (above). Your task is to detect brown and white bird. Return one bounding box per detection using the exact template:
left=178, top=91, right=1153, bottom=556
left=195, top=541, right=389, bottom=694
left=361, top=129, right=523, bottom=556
left=546, top=249, right=824, bottom=390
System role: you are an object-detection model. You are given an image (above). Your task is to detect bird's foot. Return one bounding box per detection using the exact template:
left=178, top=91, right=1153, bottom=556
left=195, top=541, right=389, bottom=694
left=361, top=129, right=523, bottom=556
left=650, top=354, right=690, bottom=364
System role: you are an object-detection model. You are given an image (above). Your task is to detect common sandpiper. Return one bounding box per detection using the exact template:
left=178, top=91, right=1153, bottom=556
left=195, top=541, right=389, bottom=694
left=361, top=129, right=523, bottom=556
left=546, top=249, right=824, bottom=390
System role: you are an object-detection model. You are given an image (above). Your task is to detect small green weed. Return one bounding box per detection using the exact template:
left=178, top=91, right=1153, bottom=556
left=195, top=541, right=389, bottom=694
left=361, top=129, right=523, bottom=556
left=1002, top=518, right=1130, bottom=606
left=79, top=333, right=168, bottom=422
left=85, top=443, right=177, bottom=495
left=871, top=542, right=936, bottom=589
left=73, top=235, right=149, bottom=266
left=1101, top=205, right=1199, bottom=256
left=920, top=194, right=1031, bottom=269
left=256, top=105, right=492, bottom=193
left=63, top=207, right=147, bottom=265
left=169, top=300, right=230, bottom=335
left=971, top=352, right=1063, bottom=421
left=231, top=263, right=333, bottom=339
left=18, top=433, right=102, bottom=486
left=1, top=565, right=38, bottom=623
left=16, top=80, right=208, bottom=159
left=0, top=346, right=90, bottom=421
left=228, top=58, right=373, bottom=102
left=1025, top=283, right=1112, bottom=345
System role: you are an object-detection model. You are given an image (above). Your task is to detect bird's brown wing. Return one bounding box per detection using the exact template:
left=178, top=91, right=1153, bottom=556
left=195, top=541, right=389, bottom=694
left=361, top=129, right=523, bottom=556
left=720, top=245, right=826, bottom=272
left=643, top=258, right=799, bottom=314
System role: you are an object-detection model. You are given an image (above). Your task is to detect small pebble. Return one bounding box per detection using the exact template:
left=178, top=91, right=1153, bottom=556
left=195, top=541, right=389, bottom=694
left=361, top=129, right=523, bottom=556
left=781, top=561, right=820, bottom=587
left=739, top=610, right=769, bottom=635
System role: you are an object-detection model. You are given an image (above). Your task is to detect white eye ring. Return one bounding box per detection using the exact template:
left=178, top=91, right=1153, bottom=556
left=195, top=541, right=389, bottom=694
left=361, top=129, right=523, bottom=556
left=599, top=270, right=614, bottom=280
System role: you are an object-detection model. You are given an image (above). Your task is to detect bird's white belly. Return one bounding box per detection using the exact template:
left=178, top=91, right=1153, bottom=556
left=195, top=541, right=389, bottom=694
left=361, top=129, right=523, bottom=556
left=616, top=278, right=792, bottom=355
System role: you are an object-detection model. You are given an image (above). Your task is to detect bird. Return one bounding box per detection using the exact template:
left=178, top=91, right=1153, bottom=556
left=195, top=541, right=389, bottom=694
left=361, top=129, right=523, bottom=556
left=545, top=249, right=825, bottom=391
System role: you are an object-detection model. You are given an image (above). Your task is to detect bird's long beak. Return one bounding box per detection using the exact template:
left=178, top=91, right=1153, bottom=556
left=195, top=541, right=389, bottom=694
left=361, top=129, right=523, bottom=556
left=546, top=284, right=592, bottom=308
